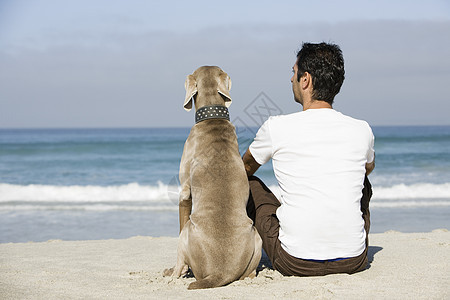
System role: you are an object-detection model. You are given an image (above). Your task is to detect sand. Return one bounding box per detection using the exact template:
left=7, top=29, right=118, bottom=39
left=0, top=229, right=449, bottom=299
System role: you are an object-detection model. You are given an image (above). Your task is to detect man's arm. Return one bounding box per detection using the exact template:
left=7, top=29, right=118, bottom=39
left=242, top=149, right=261, bottom=177
left=365, top=155, right=375, bottom=176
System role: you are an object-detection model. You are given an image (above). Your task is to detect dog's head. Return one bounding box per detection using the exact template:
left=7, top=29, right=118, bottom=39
left=183, top=66, right=232, bottom=111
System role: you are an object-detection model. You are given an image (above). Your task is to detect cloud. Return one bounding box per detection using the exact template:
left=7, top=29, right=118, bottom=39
left=1, top=20, right=449, bottom=128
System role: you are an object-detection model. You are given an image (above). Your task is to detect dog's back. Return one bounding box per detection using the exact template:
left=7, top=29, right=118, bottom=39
left=186, top=120, right=258, bottom=287
left=189, top=119, right=249, bottom=217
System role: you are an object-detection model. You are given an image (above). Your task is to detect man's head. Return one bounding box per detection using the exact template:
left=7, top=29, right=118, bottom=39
left=293, top=42, right=345, bottom=105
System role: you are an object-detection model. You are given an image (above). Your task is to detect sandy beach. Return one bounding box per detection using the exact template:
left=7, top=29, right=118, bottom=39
left=1, top=229, right=448, bottom=299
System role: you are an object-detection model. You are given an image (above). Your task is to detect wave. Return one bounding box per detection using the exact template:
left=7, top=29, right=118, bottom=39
left=373, top=183, right=450, bottom=199
left=0, top=204, right=178, bottom=212
left=0, top=182, right=179, bottom=203
left=368, top=201, right=450, bottom=208
left=1, top=182, right=450, bottom=211
left=0, top=182, right=181, bottom=211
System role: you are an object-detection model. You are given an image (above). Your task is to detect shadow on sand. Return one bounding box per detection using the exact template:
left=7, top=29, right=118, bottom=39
left=368, top=246, right=383, bottom=263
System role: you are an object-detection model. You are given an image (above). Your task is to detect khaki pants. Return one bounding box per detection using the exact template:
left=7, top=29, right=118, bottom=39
left=246, top=176, right=372, bottom=276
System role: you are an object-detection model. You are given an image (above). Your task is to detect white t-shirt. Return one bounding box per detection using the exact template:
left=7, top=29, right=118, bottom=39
left=249, top=109, right=375, bottom=260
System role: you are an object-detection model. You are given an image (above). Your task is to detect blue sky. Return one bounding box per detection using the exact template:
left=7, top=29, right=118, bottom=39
left=1, top=0, right=449, bottom=128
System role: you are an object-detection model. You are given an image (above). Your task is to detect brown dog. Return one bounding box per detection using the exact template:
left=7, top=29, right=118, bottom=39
left=163, top=66, right=262, bottom=289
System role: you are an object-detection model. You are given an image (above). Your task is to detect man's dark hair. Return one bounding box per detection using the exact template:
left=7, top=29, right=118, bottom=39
left=296, top=42, right=345, bottom=104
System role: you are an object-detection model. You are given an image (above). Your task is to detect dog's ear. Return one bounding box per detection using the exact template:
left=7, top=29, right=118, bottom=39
left=218, top=72, right=232, bottom=107
left=184, top=74, right=197, bottom=111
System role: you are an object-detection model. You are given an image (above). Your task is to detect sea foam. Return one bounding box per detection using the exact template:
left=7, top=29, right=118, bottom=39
left=0, top=182, right=176, bottom=202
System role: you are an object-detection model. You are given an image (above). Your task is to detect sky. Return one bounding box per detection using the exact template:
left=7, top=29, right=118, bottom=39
left=0, top=0, right=449, bottom=128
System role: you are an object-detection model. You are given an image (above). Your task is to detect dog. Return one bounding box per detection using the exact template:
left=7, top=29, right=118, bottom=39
left=163, top=66, right=262, bottom=289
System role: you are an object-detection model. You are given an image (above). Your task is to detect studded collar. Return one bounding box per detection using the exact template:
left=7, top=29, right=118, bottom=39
left=195, top=105, right=230, bottom=124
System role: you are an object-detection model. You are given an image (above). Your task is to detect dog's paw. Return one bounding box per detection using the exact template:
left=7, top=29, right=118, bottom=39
left=181, top=264, right=189, bottom=276
left=247, top=270, right=257, bottom=279
left=162, top=267, right=174, bottom=277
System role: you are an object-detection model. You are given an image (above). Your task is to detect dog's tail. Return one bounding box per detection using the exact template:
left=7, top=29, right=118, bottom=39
left=187, top=274, right=228, bottom=290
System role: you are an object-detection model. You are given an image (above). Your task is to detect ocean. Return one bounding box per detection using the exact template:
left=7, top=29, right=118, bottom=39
left=1, top=126, right=449, bottom=243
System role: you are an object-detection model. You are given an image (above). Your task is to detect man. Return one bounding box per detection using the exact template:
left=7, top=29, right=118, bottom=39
left=242, top=42, right=375, bottom=276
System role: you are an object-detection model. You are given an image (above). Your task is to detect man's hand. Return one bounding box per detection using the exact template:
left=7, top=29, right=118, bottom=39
left=242, top=149, right=261, bottom=177
left=365, top=157, right=375, bottom=176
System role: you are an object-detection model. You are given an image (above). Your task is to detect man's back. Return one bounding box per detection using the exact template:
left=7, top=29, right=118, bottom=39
left=250, top=108, right=374, bottom=260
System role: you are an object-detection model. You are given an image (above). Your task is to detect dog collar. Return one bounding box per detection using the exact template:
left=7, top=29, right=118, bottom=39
left=195, top=105, right=230, bottom=124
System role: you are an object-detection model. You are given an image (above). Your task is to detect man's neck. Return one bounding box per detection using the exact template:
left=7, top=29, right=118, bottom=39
left=303, top=99, right=332, bottom=111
